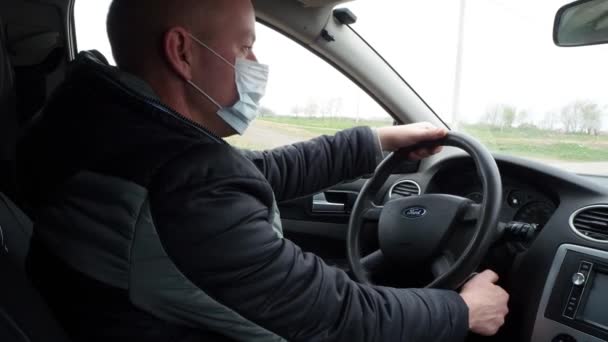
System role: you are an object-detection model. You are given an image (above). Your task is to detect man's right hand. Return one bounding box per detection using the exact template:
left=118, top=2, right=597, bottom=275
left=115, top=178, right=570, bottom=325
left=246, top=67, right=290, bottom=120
left=459, top=270, right=509, bottom=336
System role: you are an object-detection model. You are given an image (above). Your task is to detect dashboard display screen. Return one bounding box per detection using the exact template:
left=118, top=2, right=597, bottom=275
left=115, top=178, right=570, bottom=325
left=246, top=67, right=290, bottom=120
left=581, top=272, right=608, bottom=330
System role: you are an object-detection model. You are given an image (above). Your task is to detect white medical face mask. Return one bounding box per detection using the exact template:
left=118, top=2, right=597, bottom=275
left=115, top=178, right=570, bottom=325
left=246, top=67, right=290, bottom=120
left=187, top=33, right=269, bottom=135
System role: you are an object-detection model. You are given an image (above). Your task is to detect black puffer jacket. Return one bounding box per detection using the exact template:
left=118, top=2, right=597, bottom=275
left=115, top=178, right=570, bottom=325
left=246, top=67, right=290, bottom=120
left=18, top=51, right=468, bottom=342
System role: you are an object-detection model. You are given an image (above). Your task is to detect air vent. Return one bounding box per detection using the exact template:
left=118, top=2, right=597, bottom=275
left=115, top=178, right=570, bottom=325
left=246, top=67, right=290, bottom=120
left=570, top=205, right=608, bottom=243
left=389, top=180, right=421, bottom=199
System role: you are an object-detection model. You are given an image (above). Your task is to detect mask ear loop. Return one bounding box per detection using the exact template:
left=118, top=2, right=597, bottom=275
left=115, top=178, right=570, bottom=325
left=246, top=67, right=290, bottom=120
left=188, top=33, right=235, bottom=69
left=187, top=80, right=223, bottom=109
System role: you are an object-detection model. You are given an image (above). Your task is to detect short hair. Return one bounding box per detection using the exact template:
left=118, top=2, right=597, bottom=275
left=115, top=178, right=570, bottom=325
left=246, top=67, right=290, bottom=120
left=106, top=0, right=165, bottom=72
left=106, top=0, right=219, bottom=73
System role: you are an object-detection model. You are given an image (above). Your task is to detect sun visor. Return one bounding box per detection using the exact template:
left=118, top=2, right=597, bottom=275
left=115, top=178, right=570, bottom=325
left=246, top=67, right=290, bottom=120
left=297, top=0, right=355, bottom=8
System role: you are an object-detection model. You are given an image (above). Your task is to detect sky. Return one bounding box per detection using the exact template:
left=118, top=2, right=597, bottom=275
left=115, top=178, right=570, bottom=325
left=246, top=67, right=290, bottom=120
left=75, top=0, right=608, bottom=127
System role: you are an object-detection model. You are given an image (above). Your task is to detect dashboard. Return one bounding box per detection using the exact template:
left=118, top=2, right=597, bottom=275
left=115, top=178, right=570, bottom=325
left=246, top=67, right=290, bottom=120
left=426, top=163, right=559, bottom=232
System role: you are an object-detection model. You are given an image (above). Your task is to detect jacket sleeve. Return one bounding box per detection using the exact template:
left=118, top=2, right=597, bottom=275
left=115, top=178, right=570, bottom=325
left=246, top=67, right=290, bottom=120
left=240, top=126, right=384, bottom=202
left=149, top=144, right=469, bottom=342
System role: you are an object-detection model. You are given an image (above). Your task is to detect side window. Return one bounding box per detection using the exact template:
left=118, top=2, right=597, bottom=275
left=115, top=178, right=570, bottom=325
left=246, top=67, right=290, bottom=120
left=74, top=1, right=394, bottom=150
left=230, top=24, right=394, bottom=150
left=75, top=1, right=115, bottom=65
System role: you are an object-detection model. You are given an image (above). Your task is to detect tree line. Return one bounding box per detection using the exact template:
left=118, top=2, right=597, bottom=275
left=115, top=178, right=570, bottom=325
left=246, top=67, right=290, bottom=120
left=258, top=98, right=346, bottom=119
left=480, top=101, right=605, bottom=135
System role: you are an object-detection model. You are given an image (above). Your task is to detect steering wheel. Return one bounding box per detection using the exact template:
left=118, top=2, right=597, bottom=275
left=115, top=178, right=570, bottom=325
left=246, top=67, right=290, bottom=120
left=347, top=131, right=502, bottom=289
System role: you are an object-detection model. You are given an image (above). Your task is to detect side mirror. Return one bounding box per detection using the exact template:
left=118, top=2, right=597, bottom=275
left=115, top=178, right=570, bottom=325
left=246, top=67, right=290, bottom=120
left=554, top=0, right=608, bottom=47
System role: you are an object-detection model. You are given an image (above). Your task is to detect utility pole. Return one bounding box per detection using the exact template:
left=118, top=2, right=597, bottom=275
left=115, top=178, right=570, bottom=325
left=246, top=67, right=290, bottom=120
left=451, top=0, right=467, bottom=130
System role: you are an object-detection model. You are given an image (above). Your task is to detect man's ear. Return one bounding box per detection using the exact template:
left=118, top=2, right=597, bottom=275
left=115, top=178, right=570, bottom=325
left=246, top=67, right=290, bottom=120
left=163, top=27, right=194, bottom=81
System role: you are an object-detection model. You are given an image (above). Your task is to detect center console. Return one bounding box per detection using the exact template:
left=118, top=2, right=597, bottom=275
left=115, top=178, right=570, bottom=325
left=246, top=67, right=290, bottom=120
left=533, top=244, right=608, bottom=342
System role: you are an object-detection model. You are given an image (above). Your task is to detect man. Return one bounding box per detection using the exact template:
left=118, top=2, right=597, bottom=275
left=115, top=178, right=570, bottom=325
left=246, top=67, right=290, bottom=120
left=18, top=0, right=509, bottom=341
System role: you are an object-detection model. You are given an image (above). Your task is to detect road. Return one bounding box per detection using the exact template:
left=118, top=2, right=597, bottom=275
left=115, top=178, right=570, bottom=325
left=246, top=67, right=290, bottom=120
left=227, top=120, right=316, bottom=150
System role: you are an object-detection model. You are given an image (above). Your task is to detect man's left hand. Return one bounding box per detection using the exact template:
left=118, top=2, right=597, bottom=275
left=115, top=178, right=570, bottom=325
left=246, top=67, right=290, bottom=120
left=377, top=122, right=448, bottom=160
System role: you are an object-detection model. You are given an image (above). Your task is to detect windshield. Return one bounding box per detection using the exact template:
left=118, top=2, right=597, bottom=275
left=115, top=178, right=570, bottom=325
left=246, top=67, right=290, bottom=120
left=345, top=0, right=608, bottom=176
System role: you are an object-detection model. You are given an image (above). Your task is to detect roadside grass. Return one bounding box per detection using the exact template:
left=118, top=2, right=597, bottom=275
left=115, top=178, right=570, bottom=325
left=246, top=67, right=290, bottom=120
left=461, top=124, right=608, bottom=144
left=461, top=124, right=608, bottom=162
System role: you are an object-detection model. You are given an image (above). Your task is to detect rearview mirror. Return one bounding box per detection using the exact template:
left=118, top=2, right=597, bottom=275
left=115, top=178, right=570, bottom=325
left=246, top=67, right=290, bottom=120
left=554, top=0, right=608, bottom=47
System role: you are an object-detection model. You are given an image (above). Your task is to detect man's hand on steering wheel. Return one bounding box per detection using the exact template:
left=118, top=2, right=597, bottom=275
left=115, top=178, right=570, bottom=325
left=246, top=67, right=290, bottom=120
left=377, top=122, right=447, bottom=158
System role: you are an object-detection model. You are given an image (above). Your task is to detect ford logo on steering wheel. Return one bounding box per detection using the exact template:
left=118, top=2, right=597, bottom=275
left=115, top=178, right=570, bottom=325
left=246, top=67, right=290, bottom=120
left=402, top=207, right=427, bottom=219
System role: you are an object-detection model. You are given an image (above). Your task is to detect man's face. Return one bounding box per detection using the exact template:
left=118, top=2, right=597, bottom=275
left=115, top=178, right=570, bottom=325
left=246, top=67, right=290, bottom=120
left=190, top=0, right=258, bottom=114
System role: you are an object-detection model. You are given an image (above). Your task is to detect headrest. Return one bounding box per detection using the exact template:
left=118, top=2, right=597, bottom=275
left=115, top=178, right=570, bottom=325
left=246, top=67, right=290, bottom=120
left=13, top=31, right=65, bottom=125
